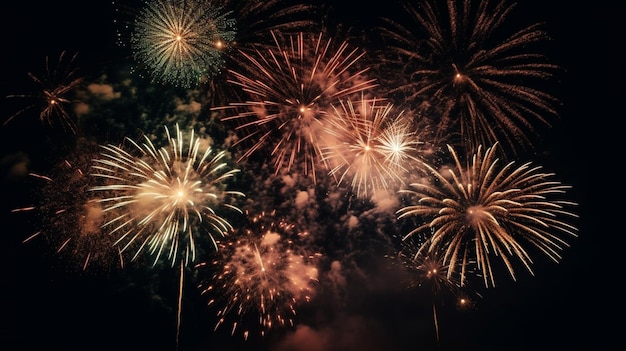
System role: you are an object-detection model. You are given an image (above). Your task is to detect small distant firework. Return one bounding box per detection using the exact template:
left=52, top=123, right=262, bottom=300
left=3, top=51, right=83, bottom=134
left=399, top=237, right=464, bottom=295
left=378, top=0, right=561, bottom=157
left=130, top=0, right=236, bottom=87
left=13, top=139, right=123, bottom=272
left=89, top=124, right=245, bottom=267
left=198, top=210, right=320, bottom=340
left=396, top=142, right=578, bottom=287
left=217, top=31, right=377, bottom=183
left=398, top=235, right=479, bottom=346
left=322, top=97, right=425, bottom=199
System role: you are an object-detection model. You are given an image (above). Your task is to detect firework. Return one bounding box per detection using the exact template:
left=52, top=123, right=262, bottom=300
left=377, top=0, right=561, bottom=157
left=322, top=97, right=426, bottom=199
left=216, top=30, right=378, bottom=183
left=198, top=210, right=320, bottom=340
left=396, top=143, right=578, bottom=287
left=398, top=235, right=478, bottom=345
left=3, top=51, right=83, bottom=134
left=129, top=0, right=236, bottom=88
left=220, top=0, right=318, bottom=47
left=89, top=124, right=245, bottom=267
left=12, top=139, right=123, bottom=272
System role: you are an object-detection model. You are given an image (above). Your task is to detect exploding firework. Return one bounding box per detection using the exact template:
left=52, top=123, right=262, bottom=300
left=129, top=0, right=236, bottom=88
left=3, top=51, right=84, bottom=134
left=322, top=97, right=426, bottom=199
left=11, top=139, right=123, bottom=272
left=216, top=30, right=378, bottom=183
left=198, top=210, right=320, bottom=340
left=396, top=142, right=578, bottom=287
left=89, top=124, right=245, bottom=267
left=377, top=0, right=561, bottom=157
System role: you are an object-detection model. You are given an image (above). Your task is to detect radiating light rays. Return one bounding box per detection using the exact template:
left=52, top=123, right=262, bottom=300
left=396, top=142, right=578, bottom=288
left=322, top=97, right=426, bottom=199
left=215, top=30, right=378, bottom=183
left=130, top=0, right=236, bottom=87
left=3, top=51, right=83, bottom=134
left=198, top=210, right=320, bottom=340
left=377, top=0, right=562, bottom=157
left=89, top=124, right=245, bottom=267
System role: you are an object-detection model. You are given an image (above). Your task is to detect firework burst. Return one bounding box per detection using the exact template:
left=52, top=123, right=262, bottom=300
left=216, top=30, right=377, bottom=183
left=396, top=142, right=578, bottom=287
left=3, top=51, right=83, bottom=134
left=198, top=210, right=320, bottom=340
left=89, top=124, right=245, bottom=267
left=398, top=235, right=479, bottom=345
left=322, top=97, right=426, bottom=199
left=129, top=0, right=236, bottom=88
left=11, top=139, right=123, bottom=272
left=377, top=0, right=561, bottom=157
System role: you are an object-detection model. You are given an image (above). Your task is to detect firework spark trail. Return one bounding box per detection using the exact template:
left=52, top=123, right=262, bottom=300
left=322, top=97, right=426, bottom=199
left=3, top=51, right=83, bottom=134
left=396, top=142, right=578, bottom=288
left=89, top=124, right=245, bottom=267
left=377, top=0, right=561, bottom=157
left=130, top=0, right=236, bottom=87
left=198, top=210, right=320, bottom=340
left=216, top=30, right=378, bottom=183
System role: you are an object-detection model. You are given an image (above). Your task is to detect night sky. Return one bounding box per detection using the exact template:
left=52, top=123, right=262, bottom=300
left=0, top=1, right=620, bottom=350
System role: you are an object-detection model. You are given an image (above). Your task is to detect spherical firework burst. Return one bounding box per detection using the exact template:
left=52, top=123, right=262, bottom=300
left=3, top=51, right=83, bottom=134
left=130, top=0, right=236, bottom=88
left=396, top=142, right=578, bottom=288
left=11, top=139, right=123, bottom=272
left=89, top=124, right=245, bottom=267
left=198, top=210, right=320, bottom=340
left=216, top=30, right=378, bottom=183
left=377, top=0, right=562, bottom=157
left=322, top=97, right=427, bottom=199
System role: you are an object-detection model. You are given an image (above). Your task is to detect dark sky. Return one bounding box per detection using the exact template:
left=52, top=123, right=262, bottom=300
left=0, top=1, right=621, bottom=350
